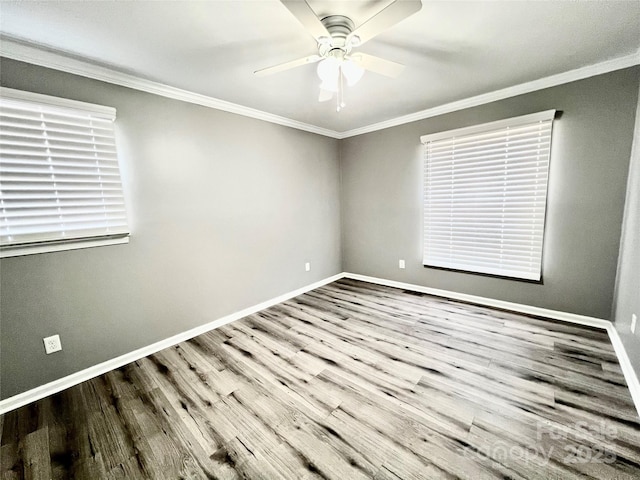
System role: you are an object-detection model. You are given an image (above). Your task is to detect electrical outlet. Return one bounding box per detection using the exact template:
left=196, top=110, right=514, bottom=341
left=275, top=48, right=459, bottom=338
left=632, top=314, right=637, bottom=334
left=305, top=262, right=310, bottom=272
left=43, top=334, right=62, bottom=354
left=399, top=259, right=406, bottom=269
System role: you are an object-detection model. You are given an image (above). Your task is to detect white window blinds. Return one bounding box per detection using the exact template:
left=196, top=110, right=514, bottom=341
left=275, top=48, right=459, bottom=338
left=421, top=110, right=555, bottom=281
left=0, top=88, right=129, bottom=257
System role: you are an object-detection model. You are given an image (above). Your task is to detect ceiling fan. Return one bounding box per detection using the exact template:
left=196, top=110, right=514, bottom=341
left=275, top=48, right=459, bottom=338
left=254, top=0, right=422, bottom=111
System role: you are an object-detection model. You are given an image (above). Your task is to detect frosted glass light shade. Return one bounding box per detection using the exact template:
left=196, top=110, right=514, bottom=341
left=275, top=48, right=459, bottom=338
left=317, top=57, right=339, bottom=89
left=342, top=60, right=364, bottom=86
left=317, top=56, right=365, bottom=91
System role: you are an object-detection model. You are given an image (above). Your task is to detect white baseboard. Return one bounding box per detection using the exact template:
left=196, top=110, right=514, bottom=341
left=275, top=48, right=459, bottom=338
left=3, top=271, right=638, bottom=420
left=343, top=273, right=610, bottom=329
left=343, top=272, right=640, bottom=418
left=0, top=273, right=345, bottom=415
left=606, top=326, right=640, bottom=419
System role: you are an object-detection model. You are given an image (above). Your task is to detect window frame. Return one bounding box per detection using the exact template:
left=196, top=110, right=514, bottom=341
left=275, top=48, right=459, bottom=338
left=0, top=87, right=130, bottom=258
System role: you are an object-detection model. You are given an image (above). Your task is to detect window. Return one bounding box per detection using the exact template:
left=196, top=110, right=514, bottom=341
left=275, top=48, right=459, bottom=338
left=421, top=110, right=555, bottom=281
left=0, top=88, right=129, bottom=258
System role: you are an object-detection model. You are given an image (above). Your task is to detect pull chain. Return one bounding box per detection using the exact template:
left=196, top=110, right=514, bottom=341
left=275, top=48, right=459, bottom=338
left=337, top=65, right=346, bottom=112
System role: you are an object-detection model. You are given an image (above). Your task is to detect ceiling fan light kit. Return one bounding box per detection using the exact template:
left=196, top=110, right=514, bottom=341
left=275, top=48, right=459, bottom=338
left=317, top=48, right=364, bottom=87
left=255, top=0, right=422, bottom=112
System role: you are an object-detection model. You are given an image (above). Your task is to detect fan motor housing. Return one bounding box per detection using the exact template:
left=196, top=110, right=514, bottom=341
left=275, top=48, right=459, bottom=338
left=318, top=15, right=356, bottom=55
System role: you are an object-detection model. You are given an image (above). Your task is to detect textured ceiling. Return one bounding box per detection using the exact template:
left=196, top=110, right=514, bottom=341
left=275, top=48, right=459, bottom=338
left=1, top=0, right=639, bottom=134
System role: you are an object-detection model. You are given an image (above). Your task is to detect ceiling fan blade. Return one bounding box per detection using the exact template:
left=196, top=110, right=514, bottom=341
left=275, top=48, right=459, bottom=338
left=254, top=54, right=321, bottom=76
left=318, top=89, right=334, bottom=102
left=281, top=0, right=330, bottom=41
left=350, top=53, right=405, bottom=77
left=347, top=0, right=422, bottom=46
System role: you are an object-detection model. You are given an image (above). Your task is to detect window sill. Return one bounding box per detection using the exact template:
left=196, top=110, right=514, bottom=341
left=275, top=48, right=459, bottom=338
left=423, top=263, right=543, bottom=284
left=0, top=236, right=130, bottom=258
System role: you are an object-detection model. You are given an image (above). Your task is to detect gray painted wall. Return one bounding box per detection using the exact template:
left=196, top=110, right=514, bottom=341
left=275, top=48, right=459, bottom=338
left=1, top=58, right=639, bottom=402
left=0, top=59, right=342, bottom=399
left=340, top=67, right=639, bottom=320
left=613, top=82, right=640, bottom=375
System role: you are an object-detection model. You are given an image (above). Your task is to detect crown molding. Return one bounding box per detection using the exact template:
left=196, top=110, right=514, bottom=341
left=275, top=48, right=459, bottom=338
left=0, top=37, right=342, bottom=139
left=1, top=37, right=638, bottom=140
left=337, top=49, right=640, bottom=139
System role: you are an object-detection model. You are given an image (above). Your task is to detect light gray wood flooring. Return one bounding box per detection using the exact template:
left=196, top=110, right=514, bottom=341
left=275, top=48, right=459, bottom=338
left=1, top=279, right=639, bottom=479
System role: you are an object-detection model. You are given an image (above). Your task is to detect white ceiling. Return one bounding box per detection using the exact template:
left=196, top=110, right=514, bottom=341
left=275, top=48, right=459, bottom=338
left=1, top=0, right=639, bottom=135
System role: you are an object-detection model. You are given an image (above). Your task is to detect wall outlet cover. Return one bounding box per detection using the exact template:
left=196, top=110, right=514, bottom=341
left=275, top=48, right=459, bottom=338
left=399, top=259, right=406, bottom=269
left=305, top=262, right=310, bottom=272
left=632, top=314, right=637, bottom=334
left=43, top=334, right=62, bottom=354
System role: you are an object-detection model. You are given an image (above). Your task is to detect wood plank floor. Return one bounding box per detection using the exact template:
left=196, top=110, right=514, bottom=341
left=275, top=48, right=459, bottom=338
left=2, top=279, right=639, bottom=479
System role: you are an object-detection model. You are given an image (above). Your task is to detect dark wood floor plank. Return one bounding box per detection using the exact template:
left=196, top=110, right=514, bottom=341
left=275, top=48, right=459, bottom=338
left=469, top=409, right=640, bottom=480
left=2, top=279, right=639, bottom=479
left=22, top=428, right=51, bottom=480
